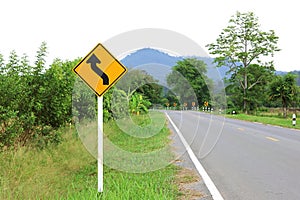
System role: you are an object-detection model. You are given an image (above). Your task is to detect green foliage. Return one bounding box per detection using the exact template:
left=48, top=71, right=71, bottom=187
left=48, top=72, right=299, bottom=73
left=269, top=73, right=298, bottom=118
left=41, top=58, right=79, bottom=127
left=116, top=69, right=164, bottom=105
left=294, top=86, right=300, bottom=108
left=291, top=70, right=300, bottom=86
left=226, top=64, right=275, bottom=111
left=0, top=43, right=78, bottom=149
left=103, top=89, right=114, bottom=122
left=110, top=87, right=130, bottom=119
left=0, top=106, right=23, bottom=149
left=72, top=78, right=97, bottom=122
left=72, top=69, right=156, bottom=122
left=109, top=69, right=162, bottom=117
left=167, top=58, right=210, bottom=107
left=129, top=93, right=151, bottom=115
left=34, top=41, right=47, bottom=75
left=207, top=11, right=280, bottom=113
left=137, top=82, right=163, bottom=106
left=164, top=90, right=180, bottom=108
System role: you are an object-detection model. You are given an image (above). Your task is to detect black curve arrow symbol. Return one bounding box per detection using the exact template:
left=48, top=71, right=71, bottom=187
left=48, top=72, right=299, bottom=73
left=86, top=54, right=109, bottom=85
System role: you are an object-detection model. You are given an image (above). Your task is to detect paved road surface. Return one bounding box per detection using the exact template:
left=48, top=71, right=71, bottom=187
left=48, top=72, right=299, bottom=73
left=165, top=110, right=300, bottom=200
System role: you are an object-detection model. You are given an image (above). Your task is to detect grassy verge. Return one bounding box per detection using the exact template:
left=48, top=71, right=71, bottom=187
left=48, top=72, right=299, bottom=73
left=226, top=113, right=300, bottom=130
left=0, top=112, right=182, bottom=199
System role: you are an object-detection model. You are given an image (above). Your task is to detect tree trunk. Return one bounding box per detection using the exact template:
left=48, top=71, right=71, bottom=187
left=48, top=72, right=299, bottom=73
left=243, top=39, right=248, bottom=114
left=243, top=71, right=248, bottom=114
left=282, top=99, right=287, bottom=118
left=244, top=89, right=248, bottom=114
left=283, top=106, right=287, bottom=118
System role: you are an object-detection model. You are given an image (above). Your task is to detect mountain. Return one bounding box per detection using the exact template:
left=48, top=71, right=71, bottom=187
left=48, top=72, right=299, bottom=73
left=121, top=48, right=182, bottom=68
left=120, top=48, right=299, bottom=86
left=120, top=48, right=228, bottom=86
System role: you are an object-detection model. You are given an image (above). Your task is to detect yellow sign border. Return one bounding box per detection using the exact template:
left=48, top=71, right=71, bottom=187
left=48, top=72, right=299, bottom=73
left=73, top=43, right=127, bottom=97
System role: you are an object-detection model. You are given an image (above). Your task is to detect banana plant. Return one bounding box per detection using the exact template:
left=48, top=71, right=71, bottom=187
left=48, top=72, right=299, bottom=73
left=129, top=93, right=151, bottom=115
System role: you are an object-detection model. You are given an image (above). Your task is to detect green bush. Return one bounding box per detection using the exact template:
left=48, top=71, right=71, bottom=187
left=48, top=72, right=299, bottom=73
left=0, top=43, right=78, bottom=150
left=0, top=107, right=23, bottom=150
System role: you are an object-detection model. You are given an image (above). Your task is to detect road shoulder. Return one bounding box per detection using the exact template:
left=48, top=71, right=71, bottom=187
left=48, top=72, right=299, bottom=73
left=168, top=122, right=213, bottom=200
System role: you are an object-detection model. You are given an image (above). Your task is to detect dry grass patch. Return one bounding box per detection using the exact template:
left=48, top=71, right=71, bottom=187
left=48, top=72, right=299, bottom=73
left=175, top=167, right=204, bottom=200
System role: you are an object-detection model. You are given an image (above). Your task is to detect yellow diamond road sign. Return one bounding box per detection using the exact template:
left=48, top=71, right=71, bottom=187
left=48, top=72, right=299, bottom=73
left=73, top=43, right=127, bottom=96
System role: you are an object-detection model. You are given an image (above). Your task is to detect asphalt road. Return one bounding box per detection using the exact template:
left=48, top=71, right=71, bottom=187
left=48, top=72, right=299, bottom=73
left=165, top=110, right=300, bottom=200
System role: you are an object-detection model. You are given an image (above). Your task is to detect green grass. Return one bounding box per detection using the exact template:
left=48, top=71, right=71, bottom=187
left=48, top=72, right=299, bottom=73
left=226, top=113, right=300, bottom=130
left=107, top=111, right=169, bottom=152
left=0, top=112, right=180, bottom=199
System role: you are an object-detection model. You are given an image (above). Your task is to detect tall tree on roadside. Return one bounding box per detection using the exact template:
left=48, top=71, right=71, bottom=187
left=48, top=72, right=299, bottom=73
left=207, top=11, right=280, bottom=113
left=269, top=73, right=298, bottom=118
left=167, top=58, right=210, bottom=107
left=226, top=64, right=275, bottom=110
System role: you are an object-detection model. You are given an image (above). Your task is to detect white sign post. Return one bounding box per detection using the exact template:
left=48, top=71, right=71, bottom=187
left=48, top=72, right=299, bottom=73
left=73, top=43, right=127, bottom=193
left=98, top=96, right=103, bottom=192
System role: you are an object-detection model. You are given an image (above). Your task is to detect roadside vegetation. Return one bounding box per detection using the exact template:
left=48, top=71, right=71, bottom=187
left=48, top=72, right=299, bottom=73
left=226, top=112, right=300, bottom=130
left=206, top=11, right=299, bottom=117
left=165, top=12, right=299, bottom=118
left=0, top=46, right=195, bottom=198
left=204, top=11, right=299, bottom=129
left=0, top=114, right=184, bottom=199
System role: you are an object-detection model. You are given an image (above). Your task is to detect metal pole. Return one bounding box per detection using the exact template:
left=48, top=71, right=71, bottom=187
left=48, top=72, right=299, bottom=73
left=98, top=96, right=103, bottom=192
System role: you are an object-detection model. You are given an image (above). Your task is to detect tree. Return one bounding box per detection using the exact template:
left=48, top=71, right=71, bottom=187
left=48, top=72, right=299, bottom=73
left=226, top=64, right=275, bottom=111
left=136, top=82, right=163, bottom=106
left=269, top=73, right=298, bottom=118
left=115, top=69, right=163, bottom=105
left=207, top=11, right=280, bottom=113
left=167, top=58, right=210, bottom=107
left=291, top=86, right=300, bottom=111
left=164, top=89, right=180, bottom=108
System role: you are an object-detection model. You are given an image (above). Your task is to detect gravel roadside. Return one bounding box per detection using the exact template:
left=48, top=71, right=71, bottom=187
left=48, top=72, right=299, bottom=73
left=168, top=122, right=214, bottom=200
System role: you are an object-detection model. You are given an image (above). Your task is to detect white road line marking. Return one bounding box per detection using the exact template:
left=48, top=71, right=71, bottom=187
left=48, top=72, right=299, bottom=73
left=165, top=112, right=224, bottom=200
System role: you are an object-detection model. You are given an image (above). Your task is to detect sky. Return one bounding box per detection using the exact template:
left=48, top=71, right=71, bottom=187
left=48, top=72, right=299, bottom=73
left=0, top=0, right=299, bottom=72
